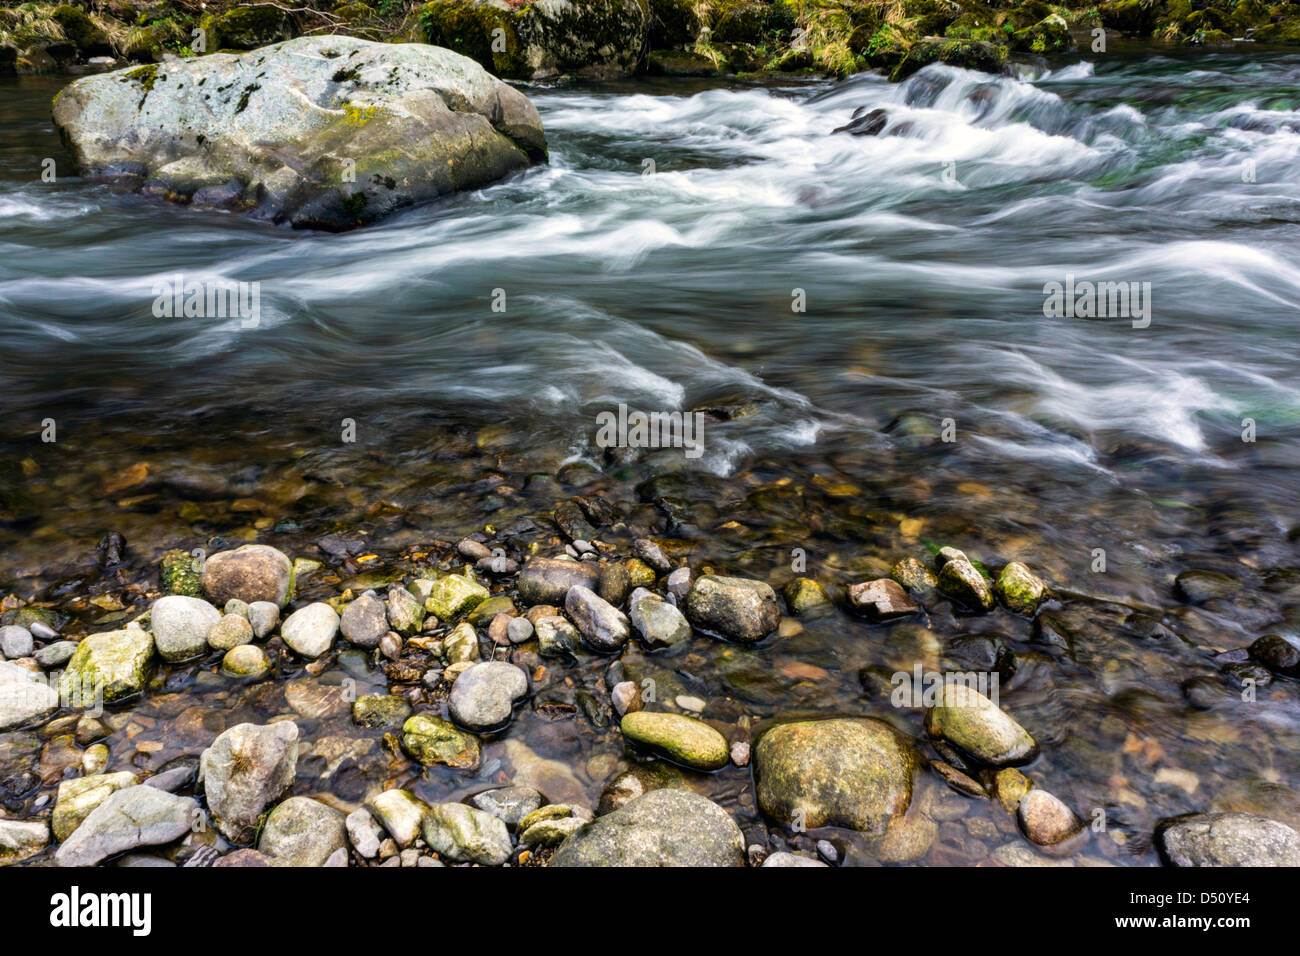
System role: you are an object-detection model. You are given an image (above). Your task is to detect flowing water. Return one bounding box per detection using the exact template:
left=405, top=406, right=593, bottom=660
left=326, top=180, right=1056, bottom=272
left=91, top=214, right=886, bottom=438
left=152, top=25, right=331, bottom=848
left=2, top=44, right=1300, bottom=864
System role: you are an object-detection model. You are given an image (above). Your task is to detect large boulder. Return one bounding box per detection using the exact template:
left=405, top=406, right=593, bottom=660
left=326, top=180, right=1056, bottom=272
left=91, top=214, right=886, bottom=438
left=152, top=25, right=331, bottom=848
left=422, top=0, right=647, bottom=81
left=753, top=717, right=916, bottom=834
left=550, top=789, right=744, bottom=867
left=51, top=36, right=546, bottom=231
left=1158, top=812, right=1300, bottom=867
left=201, top=721, right=300, bottom=843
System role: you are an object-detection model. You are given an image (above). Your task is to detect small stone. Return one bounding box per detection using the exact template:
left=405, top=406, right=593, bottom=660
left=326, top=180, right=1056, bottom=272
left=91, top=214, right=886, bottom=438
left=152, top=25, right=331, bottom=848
left=666, top=567, right=693, bottom=601
left=448, top=661, right=529, bottom=731
left=53, top=771, right=140, bottom=841
left=518, top=556, right=600, bottom=605
left=246, top=601, right=279, bottom=639
left=221, top=644, right=271, bottom=678
left=611, top=680, right=642, bottom=716
left=0, top=819, right=49, bottom=865
left=340, top=590, right=387, bottom=648
left=346, top=808, right=383, bottom=859
left=936, top=554, right=995, bottom=612
left=55, top=785, right=197, bottom=867
left=352, top=694, right=412, bottom=729
left=458, top=539, right=493, bottom=561
left=224, top=599, right=250, bottom=619
left=201, top=721, right=299, bottom=843
left=924, top=683, right=1037, bottom=766
left=423, top=574, right=489, bottom=621
left=634, top=539, right=673, bottom=574
left=534, top=615, right=584, bottom=659
left=82, top=743, right=109, bottom=775
left=684, top=575, right=780, bottom=643
left=848, top=579, right=920, bottom=620
left=0, top=625, right=34, bottom=659
left=379, top=631, right=402, bottom=661
left=620, top=711, right=729, bottom=771
left=280, top=602, right=339, bottom=658
left=422, top=802, right=512, bottom=865
left=995, top=562, right=1048, bottom=615
left=782, top=577, right=832, bottom=617
left=507, top=617, right=534, bottom=644
left=386, top=585, right=425, bottom=635
left=565, top=585, right=630, bottom=653
left=207, top=613, right=254, bottom=651
left=1249, top=635, right=1300, bottom=676
left=401, top=714, right=480, bottom=768
left=201, top=544, right=293, bottom=608
left=60, top=624, right=154, bottom=704
left=762, top=851, right=826, bottom=867
left=730, top=740, right=750, bottom=766
left=629, top=592, right=691, bottom=650
left=35, top=641, right=78, bottom=669
left=550, top=789, right=744, bottom=867
left=367, top=789, right=430, bottom=847
left=1017, top=788, right=1084, bottom=852
left=993, top=767, right=1033, bottom=813
left=1159, top=812, right=1300, bottom=866
left=471, top=786, right=542, bottom=830
left=891, top=557, right=937, bottom=595
left=258, top=796, right=347, bottom=867
left=150, top=595, right=221, bottom=662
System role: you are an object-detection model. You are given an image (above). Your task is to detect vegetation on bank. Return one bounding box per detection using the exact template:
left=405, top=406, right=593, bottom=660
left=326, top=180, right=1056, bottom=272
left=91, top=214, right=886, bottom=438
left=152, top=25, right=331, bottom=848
left=2, top=0, right=1300, bottom=80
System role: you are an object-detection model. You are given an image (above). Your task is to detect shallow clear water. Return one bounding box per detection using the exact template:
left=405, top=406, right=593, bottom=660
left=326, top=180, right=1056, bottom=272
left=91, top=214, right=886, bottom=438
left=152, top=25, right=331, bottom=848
left=2, top=46, right=1299, bottom=865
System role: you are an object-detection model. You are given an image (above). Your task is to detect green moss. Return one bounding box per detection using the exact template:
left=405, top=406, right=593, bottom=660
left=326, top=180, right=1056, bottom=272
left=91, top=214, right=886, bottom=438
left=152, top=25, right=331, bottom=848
left=160, top=548, right=203, bottom=597
left=125, top=63, right=159, bottom=91
left=890, top=35, right=1006, bottom=80
left=51, top=4, right=109, bottom=52
left=420, top=0, right=527, bottom=77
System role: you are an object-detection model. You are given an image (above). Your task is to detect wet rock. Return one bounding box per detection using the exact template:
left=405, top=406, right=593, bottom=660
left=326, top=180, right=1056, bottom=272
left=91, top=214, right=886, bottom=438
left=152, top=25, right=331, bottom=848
left=566, top=585, right=631, bottom=653
left=1249, top=635, right=1299, bottom=676
left=994, top=562, right=1048, bottom=615
left=54, top=36, right=545, bottom=231
left=386, top=585, right=425, bottom=635
left=0, top=660, right=60, bottom=730
left=0, top=626, right=33, bottom=659
left=213, top=848, right=270, bottom=867
left=833, top=106, right=888, bottom=136
left=666, top=567, right=693, bottom=601
left=471, top=786, right=543, bottom=830
left=281, top=602, right=339, bottom=659
left=1158, top=812, right=1300, bottom=866
left=924, top=683, right=1037, bottom=766
left=367, top=789, right=429, bottom=847
left=448, top=661, right=529, bottom=731
left=258, top=796, right=347, bottom=867
left=55, top=785, right=197, bottom=866
left=629, top=592, right=691, bottom=650
left=34, top=641, right=77, bottom=669
left=200, top=721, right=299, bottom=843
left=684, top=575, right=780, bottom=643
left=597, top=762, right=685, bottom=815
left=620, top=711, right=729, bottom=771
left=424, top=573, right=490, bottom=620
left=753, top=718, right=916, bottom=833
left=207, top=613, right=254, bottom=651
left=52, top=771, right=140, bottom=841
left=0, top=819, right=49, bottom=865
left=551, top=789, right=744, bottom=867
left=892, top=557, right=938, bottom=596
left=848, top=578, right=920, bottom=620
left=443, top=621, right=481, bottom=664
left=535, top=615, right=585, bottom=660
left=782, top=577, right=832, bottom=617
left=339, top=591, right=387, bottom=648
left=936, top=554, right=995, bottom=612
left=221, top=644, right=271, bottom=678
left=1174, top=569, right=1239, bottom=605
left=246, top=601, right=279, bottom=639
left=346, top=807, right=383, bottom=859
left=1017, top=789, right=1084, bottom=852
left=611, top=680, right=642, bottom=716
left=993, top=767, right=1033, bottom=813
left=519, top=804, right=593, bottom=847
left=201, top=544, right=293, bottom=608
left=60, top=623, right=154, bottom=703
left=401, top=714, right=480, bottom=769
left=507, top=617, right=534, bottom=644
left=422, top=802, right=512, bottom=865
left=518, top=556, right=600, bottom=605
left=597, top=562, right=632, bottom=607
left=352, top=694, right=412, bottom=729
